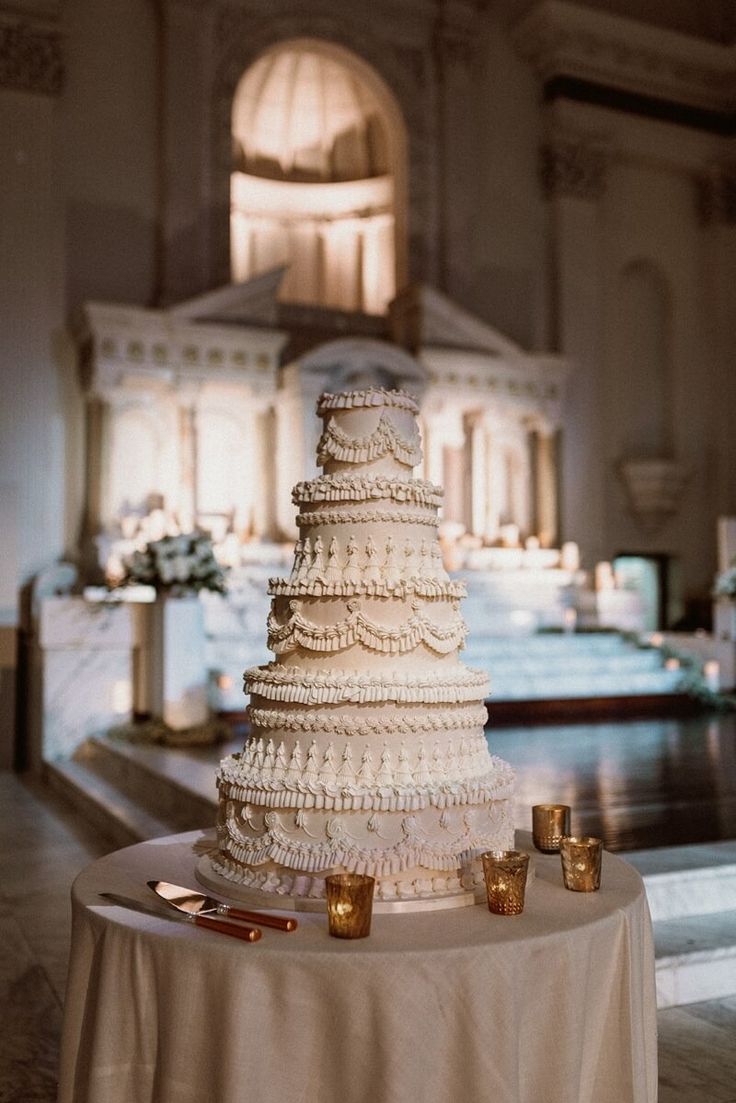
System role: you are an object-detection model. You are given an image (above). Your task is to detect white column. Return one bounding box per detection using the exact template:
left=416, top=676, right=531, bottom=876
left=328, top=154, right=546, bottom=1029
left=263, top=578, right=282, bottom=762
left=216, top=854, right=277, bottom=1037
left=543, top=133, right=607, bottom=560
left=176, top=384, right=200, bottom=531
left=467, top=414, right=488, bottom=538
left=423, top=413, right=446, bottom=488
left=535, top=426, right=559, bottom=549
left=321, top=221, right=361, bottom=312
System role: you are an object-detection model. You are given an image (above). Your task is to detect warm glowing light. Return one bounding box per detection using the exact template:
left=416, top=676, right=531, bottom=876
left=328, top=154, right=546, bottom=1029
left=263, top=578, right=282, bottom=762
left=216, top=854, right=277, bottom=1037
left=664, top=657, right=680, bottom=671
left=499, top=523, right=520, bottom=548
left=105, top=553, right=125, bottom=587
left=649, top=632, right=664, bottom=647
left=703, top=660, right=720, bottom=691
left=560, top=541, right=580, bottom=572
left=217, top=674, right=234, bottom=691
left=595, top=561, right=615, bottom=590
left=111, top=680, right=132, bottom=714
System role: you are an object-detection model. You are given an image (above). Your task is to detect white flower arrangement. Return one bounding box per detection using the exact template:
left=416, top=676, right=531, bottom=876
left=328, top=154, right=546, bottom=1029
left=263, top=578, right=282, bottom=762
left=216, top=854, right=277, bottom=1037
left=119, top=532, right=228, bottom=596
left=714, top=561, right=736, bottom=600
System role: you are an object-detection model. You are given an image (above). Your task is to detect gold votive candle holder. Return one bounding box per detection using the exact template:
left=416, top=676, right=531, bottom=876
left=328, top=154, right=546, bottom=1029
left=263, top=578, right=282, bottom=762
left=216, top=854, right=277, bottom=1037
left=481, top=850, right=530, bottom=916
left=325, top=873, right=375, bottom=938
left=560, top=836, right=603, bottom=892
left=532, top=804, right=571, bottom=853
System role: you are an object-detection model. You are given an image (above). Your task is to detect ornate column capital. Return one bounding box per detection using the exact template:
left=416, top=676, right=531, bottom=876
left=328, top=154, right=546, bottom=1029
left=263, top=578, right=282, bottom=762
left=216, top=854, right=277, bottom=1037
left=698, top=163, right=736, bottom=225
left=541, top=137, right=607, bottom=200
left=0, top=17, right=63, bottom=96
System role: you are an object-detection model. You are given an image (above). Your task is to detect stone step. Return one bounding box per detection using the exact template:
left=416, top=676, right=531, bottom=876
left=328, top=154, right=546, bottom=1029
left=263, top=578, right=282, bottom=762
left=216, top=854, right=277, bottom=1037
left=464, top=633, right=636, bottom=655
left=481, top=670, right=683, bottom=701
left=74, top=736, right=220, bottom=832
left=652, top=910, right=736, bottom=1008
left=469, top=652, right=664, bottom=674
left=44, top=758, right=175, bottom=849
left=627, top=841, right=736, bottom=921
left=623, top=843, right=736, bottom=1007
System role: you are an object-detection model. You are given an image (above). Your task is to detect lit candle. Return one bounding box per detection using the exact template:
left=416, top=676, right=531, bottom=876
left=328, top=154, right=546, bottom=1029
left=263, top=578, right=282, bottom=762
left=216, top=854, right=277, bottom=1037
left=499, top=523, right=520, bottom=548
left=703, top=660, right=720, bottom=691
left=560, top=541, right=580, bottom=572
left=595, top=561, right=615, bottom=590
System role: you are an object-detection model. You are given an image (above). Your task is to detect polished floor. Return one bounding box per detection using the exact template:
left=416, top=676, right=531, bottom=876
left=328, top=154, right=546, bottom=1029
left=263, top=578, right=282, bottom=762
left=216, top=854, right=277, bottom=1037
left=490, top=711, right=736, bottom=851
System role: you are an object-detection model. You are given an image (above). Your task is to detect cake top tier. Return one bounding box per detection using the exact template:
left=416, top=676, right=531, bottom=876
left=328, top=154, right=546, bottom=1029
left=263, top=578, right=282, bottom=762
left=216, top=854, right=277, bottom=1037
left=316, top=388, right=419, bottom=417
left=316, top=388, right=422, bottom=476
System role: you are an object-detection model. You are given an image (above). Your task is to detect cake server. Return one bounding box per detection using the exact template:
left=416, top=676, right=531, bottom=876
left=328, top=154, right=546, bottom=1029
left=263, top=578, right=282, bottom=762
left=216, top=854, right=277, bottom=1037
left=100, top=892, right=262, bottom=942
left=149, top=880, right=298, bottom=932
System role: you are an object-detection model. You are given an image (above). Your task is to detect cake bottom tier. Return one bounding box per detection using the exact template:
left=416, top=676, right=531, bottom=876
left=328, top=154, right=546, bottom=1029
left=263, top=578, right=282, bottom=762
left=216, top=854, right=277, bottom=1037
left=212, top=774, right=515, bottom=907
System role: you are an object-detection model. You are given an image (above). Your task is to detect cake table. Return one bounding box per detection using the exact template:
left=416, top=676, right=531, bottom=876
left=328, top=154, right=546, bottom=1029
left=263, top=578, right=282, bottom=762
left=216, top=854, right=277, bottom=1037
left=58, top=829, right=657, bottom=1103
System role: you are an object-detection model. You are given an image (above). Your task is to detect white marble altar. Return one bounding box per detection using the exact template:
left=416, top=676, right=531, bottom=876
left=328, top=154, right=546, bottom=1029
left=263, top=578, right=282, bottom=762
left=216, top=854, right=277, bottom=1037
left=78, top=281, right=569, bottom=559
left=143, top=597, right=209, bottom=730
left=29, top=597, right=134, bottom=767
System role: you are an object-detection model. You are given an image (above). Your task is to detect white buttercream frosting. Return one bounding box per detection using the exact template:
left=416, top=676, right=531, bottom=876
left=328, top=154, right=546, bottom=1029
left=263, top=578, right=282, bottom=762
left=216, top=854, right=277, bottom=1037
left=215, top=388, right=514, bottom=903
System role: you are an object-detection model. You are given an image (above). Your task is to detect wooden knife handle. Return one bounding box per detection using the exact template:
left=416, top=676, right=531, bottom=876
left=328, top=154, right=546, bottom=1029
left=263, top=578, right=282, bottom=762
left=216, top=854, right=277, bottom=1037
left=223, top=906, right=297, bottom=932
left=194, top=915, right=261, bottom=942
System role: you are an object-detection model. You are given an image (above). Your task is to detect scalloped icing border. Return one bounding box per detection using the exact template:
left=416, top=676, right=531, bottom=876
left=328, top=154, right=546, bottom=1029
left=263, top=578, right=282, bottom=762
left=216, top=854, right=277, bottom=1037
left=216, top=797, right=514, bottom=877
left=316, top=388, right=419, bottom=416
left=267, top=604, right=467, bottom=656
left=317, top=415, right=422, bottom=468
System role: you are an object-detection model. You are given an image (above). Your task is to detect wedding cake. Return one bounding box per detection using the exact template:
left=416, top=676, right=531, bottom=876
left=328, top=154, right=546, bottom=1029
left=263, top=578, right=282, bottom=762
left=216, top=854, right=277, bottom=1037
left=209, top=388, right=514, bottom=908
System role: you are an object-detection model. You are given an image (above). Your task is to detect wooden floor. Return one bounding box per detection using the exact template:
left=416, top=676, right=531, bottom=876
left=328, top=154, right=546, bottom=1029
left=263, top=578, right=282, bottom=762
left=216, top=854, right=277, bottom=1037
left=489, top=710, right=736, bottom=852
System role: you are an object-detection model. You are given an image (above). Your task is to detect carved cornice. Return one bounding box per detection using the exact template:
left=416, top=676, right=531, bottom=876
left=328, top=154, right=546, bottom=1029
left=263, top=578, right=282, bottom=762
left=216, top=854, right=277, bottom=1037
left=541, top=137, right=606, bottom=200
left=513, top=0, right=736, bottom=117
left=0, top=18, right=63, bottom=95
left=698, top=164, right=736, bottom=225
left=75, top=301, right=287, bottom=397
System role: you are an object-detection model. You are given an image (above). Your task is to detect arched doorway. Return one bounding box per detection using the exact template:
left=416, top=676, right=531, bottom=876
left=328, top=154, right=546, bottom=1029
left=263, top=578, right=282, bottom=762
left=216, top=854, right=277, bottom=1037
left=230, top=39, right=407, bottom=315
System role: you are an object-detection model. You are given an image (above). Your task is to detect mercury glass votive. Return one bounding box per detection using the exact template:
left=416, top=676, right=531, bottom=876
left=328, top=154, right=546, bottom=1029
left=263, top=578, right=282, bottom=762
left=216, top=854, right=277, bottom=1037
left=325, top=874, right=375, bottom=938
left=481, top=850, right=530, bottom=916
left=532, top=804, right=571, bottom=853
left=560, top=836, right=603, bottom=892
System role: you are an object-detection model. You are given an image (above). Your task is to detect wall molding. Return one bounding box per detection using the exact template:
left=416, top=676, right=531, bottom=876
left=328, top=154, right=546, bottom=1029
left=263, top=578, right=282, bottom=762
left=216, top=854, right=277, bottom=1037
left=0, top=17, right=63, bottom=96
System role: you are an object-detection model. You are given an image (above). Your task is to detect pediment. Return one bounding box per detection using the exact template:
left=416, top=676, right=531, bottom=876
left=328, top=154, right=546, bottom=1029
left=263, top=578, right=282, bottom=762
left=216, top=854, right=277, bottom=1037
left=299, top=337, right=428, bottom=398
left=168, top=266, right=287, bottom=326
left=389, top=283, right=527, bottom=359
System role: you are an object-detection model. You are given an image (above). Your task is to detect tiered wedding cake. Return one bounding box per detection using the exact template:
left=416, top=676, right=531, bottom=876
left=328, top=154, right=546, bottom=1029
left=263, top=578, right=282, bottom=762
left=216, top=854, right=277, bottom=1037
left=209, top=388, right=514, bottom=908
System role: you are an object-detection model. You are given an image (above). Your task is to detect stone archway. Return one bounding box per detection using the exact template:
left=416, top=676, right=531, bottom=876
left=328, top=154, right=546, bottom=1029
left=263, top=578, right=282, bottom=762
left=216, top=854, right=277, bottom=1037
left=229, top=39, right=407, bottom=316
left=207, top=11, right=441, bottom=298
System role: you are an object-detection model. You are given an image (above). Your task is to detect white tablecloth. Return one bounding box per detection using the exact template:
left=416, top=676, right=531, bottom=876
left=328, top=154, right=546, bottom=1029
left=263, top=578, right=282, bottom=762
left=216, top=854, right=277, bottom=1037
left=58, top=830, right=657, bottom=1103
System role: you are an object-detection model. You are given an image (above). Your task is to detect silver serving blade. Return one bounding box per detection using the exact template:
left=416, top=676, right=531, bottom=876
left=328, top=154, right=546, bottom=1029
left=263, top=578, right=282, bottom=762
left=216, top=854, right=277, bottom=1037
left=100, top=891, right=192, bottom=923
left=101, top=891, right=262, bottom=942
left=148, top=880, right=298, bottom=931
left=148, top=880, right=216, bottom=916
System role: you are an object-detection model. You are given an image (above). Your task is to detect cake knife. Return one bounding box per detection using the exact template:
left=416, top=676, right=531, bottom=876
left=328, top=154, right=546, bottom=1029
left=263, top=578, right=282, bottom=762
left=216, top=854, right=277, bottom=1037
left=149, top=880, right=298, bottom=932
left=100, top=892, right=262, bottom=942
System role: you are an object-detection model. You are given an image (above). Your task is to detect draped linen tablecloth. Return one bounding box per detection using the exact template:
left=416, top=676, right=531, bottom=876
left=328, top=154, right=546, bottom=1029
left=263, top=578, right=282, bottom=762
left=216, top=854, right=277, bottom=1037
left=58, top=830, right=657, bottom=1103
